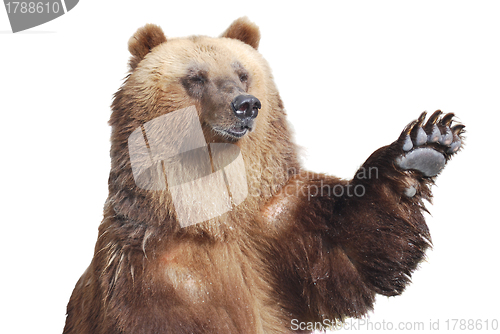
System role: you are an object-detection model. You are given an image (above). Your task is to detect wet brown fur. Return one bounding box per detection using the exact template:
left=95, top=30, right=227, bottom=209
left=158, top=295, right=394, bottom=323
left=64, top=17, right=458, bottom=334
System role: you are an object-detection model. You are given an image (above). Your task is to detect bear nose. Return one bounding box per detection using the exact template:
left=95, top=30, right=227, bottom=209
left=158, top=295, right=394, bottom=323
left=231, top=95, right=261, bottom=120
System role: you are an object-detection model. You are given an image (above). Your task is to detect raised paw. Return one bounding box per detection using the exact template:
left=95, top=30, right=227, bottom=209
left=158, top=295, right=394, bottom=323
left=395, top=110, right=465, bottom=177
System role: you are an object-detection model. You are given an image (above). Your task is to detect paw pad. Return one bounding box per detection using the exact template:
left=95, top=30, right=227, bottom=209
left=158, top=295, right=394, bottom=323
left=396, top=148, right=446, bottom=177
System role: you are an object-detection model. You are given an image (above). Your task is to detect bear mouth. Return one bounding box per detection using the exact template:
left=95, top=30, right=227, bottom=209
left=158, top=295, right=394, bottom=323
left=224, top=125, right=250, bottom=138
left=213, top=124, right=252, bottom=140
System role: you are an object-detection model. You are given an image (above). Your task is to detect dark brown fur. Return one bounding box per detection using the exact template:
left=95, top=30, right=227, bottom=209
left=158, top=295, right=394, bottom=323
left=64, top=17, right=463, bottom=334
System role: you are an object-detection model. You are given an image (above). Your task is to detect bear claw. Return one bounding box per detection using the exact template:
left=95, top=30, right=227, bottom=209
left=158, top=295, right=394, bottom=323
left=395, top=110, right=465, bottom=178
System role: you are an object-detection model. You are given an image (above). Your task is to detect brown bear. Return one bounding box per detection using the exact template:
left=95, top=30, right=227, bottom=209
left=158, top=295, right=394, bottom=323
left=63, top=17, right=465, bottom=334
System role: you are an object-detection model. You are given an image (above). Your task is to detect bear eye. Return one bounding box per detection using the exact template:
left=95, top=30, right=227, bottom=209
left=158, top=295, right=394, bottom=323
left=239, top=73, right=248, bottom=83
left=189, top=73, right=206, bottom=84
left=181, top=68, right=208, bottom=98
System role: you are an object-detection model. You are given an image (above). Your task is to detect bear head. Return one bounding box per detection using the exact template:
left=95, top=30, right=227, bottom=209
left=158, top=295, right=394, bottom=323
left=120, top=17, right=272, bottom=143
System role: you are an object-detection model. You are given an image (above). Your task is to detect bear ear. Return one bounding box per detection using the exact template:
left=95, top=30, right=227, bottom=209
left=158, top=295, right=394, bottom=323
left=221, top=17, right=260, bottom=50
left=128, top=24, right=167, bottom=71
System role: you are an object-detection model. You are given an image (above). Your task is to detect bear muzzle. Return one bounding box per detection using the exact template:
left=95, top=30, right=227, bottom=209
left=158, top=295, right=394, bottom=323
left=220, top=94, right=261, bottom=139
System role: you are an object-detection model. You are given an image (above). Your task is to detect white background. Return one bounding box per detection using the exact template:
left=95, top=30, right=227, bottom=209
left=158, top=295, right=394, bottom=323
left=1, top=1, right=499, bottom=333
